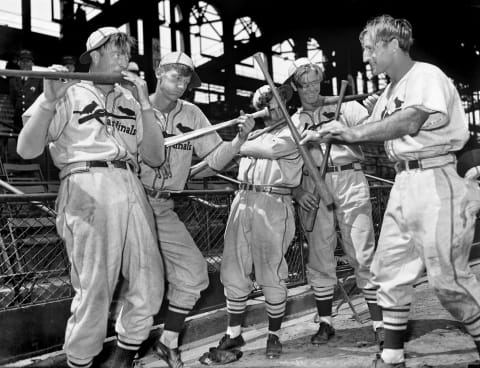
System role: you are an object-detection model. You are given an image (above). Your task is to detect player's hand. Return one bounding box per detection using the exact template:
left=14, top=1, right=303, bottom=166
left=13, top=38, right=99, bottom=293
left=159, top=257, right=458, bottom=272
left=301, top=120, right=358, bottom=144
left=236, top=110, right=255, bottom=142
left=252, top=85, right=273, bottom=110
left=121, top=70, right=150, bottom=108
left=363, top=94, right=379, bottom=115
left=43, top=65, right=80, bottom=103
left=293, top=189, right=318, bottom=211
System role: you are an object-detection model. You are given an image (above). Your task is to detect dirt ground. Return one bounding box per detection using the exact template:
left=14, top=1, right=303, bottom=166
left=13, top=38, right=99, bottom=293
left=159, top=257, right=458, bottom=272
left=138, top=262, right=480, bottom=368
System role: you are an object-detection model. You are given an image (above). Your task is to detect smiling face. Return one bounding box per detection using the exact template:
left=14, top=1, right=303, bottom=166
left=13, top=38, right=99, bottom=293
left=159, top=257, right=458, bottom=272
left=361, top=33, right=394, bottom=76
left=94, top=43, right=130, bottom=73
left=295, top=68, right=322, bottom=107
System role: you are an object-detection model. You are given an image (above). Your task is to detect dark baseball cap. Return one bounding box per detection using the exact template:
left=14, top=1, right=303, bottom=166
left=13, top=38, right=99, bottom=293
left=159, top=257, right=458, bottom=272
left=18, top=49, right=34, bottom=61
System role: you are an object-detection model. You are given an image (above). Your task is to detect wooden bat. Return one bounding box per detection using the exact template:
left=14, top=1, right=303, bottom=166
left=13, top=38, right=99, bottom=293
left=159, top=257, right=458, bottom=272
left=0, top=69, right=125, bottom=84
left=164, top=107, right=275, bottom=147
left=319, top=80, right=349, bottom=179
left=323, top=90, right=381, bottom=105
left=253, top=53, right=333, bottom=210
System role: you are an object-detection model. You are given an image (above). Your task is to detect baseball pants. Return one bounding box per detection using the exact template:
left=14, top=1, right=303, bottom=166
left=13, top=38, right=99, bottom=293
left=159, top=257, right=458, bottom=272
left=221, top=191, right=295, bottom=304
left=372, top=164, right=480, bottom=325
left=56, top=167, right=164, bottom=366
left=148, top=197, right=209, bottom=309
left=301, top=170, right=377, bottom=290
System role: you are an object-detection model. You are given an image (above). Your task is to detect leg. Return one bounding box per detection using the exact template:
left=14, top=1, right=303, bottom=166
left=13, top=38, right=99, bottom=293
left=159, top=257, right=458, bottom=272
left=335, top=171, right=382, bottom=331
left=305, top=188, right=337, bottom=343
left=150, top=198, right=209, bottom=348
left=251, top=194, right=295, bottom=358
left=116, top=173, right=165, bottom=355
left=217, top=193, right=254, bottom=348
left=421, top=167, right=480, bottom=356
left=371, top=179, right=425, bottom=365
left=56, top=172, right=132, bottom=368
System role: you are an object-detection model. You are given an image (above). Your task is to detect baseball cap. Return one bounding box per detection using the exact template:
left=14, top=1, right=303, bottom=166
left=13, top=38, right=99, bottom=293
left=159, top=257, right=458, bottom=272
left=62, top=55, right=76, bottom=65
left=18, top=49, right=33, bottom=61
left=159, top=51, right=201, bottom=89
left=284, top=57, right=321, bottom=85
left=79, top=27, right=122, bottom=64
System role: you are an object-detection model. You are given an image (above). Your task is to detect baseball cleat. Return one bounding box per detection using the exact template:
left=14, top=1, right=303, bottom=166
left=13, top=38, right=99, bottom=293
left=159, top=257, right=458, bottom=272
left=265, top=333, right=282, bottom=359
left=311, top=321, right=335, bottom=344
left=152, top=340, right=184, bottom=368
left=216, top=334, right=246, bottom=350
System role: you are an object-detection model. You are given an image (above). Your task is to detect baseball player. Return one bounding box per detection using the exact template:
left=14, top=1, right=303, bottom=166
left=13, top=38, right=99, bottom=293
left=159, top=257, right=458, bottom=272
left=140, top=51, right=254, bottom=368
left=287, top=58, right=383, bottom=347
left=301, top=15, right=480, bottom=368
left=17, top=27, right=165, bottom=368
left=215, top=85, right=304, bottom=359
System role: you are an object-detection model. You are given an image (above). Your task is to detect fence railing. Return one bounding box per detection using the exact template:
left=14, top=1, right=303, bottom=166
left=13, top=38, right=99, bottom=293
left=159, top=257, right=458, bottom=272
left=0, top=185, right=393, bottom=312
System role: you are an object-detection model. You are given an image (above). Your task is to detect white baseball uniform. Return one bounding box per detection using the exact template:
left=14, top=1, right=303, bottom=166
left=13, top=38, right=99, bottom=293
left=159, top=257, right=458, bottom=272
left=139, top=98, right=242, bottom=313
left=295, top=101, right=377, bottom=294
left=369, top=62, right=480, bottom=340
left=221, top=121, right=303, bottom=311
left=23, top=82, right=165, bottom=368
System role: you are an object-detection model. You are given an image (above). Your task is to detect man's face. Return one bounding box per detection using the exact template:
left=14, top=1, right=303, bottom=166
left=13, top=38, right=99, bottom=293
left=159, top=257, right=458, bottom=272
left=362, top=34, right=393, bottom=76
left=18, top=58, right=33, bottom=71
left=95, top=44, right=129, bottom=73
left=296, top=70, right=322, bottom=106
left=158, top=68, right=192, bottom=101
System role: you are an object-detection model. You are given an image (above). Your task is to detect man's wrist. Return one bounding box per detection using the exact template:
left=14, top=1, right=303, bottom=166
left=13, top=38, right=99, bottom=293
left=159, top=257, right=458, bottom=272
left=39, top=100, right=57, bottom=112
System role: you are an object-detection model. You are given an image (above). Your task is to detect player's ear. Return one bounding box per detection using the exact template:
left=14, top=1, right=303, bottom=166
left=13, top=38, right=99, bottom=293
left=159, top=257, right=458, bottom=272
left=91, top=50, right=100, bottom=65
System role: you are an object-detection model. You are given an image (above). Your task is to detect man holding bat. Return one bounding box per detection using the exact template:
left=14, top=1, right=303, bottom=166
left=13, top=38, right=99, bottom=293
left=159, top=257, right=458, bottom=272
left=288, top=58, right=383, bottom=348
left=140, top=51, right=254, bottom=368
left=301, top=15, right=480, bottom=368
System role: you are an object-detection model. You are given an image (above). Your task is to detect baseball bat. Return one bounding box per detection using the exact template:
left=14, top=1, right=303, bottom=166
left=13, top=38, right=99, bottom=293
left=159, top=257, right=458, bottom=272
left=164, top=107, right=277, bottom=147
left=0, top=69, right=125, bottom=84
left=253, top=53, right=333, bottom=209
left=302, top=81, right=349, bottom=231
left=323, top=90, right=382, bottom=106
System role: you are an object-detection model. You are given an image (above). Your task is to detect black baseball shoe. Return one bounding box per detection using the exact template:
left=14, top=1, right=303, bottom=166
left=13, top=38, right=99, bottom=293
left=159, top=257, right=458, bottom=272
left=152, top=340, right=184, bottom=368
left=265, top=333, right=282, bottom=359
left=311, top=322, right=335, bottom=345
left=375, top=327, right=385, bottom=351
left=216, top=334, right=245, bottom=350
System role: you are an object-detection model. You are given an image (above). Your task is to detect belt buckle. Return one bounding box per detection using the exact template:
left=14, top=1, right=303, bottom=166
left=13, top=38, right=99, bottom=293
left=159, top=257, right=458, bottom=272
left=264, top=186, right=273, bottom=193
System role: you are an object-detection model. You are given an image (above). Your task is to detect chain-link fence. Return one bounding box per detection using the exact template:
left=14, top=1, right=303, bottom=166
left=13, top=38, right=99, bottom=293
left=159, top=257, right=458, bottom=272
left=0, top=185, right=393, bottom=312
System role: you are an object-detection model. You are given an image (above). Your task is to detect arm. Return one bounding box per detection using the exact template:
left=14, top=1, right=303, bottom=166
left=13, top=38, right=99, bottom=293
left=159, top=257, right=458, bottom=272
left=17, top=97, right=56, bottom=159
left=121, top=71, right=165, bottom=167
left=301, top=107, right=429, bottom=145
left=202, top=112, right=255, bottom=170
left=17, top=66, right=79, bottom=159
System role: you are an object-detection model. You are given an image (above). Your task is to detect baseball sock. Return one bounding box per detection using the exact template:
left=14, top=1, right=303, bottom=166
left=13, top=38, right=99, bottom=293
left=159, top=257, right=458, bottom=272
left=362, top=287, right=383, bottom=329
left=110, top=346, right=137, bottom=368
left=381, top=304, right=410, bottom=364
left=313, top=285, right=335, bottom=325
left=266, top=299, right=286, bottom=333
left=161, top=303, right=192, bottom=348
left=462, top=313, right=480, bottom=355
left=226, top=295, right=248, bottom=337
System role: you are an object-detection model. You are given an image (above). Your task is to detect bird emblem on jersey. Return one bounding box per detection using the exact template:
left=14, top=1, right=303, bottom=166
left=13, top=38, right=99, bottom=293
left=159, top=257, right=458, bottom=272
left=74, top=101, right=136, bottom=125
left=176, top=123, right=194, bottom=133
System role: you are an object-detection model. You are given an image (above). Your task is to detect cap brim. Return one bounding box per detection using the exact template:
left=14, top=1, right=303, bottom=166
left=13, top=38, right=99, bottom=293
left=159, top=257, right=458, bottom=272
left=79, top=37, right=112, bottom=64
left=188, top=71, right=202, bottom=90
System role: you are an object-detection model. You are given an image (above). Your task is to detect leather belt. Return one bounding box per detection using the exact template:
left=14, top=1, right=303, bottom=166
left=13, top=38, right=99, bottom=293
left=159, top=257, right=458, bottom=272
left=395, top=154, right=456, bottom=173
left=326, top=162, right=362, bottom=173
left=59, top=160, right=133, bottom=180
left=144, top=187, right=171, bottom=200
left=304, top=162, right=362, bottom=176
left=238, top=182, right=292, bottom=195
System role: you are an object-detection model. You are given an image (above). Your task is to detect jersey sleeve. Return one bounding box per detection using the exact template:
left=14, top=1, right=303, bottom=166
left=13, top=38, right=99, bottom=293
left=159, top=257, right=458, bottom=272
left=340, top=101, right=369, bottom=127
left=191, top=107, right=223, bottom=159
left=403, top=65, right=452, bottom=130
